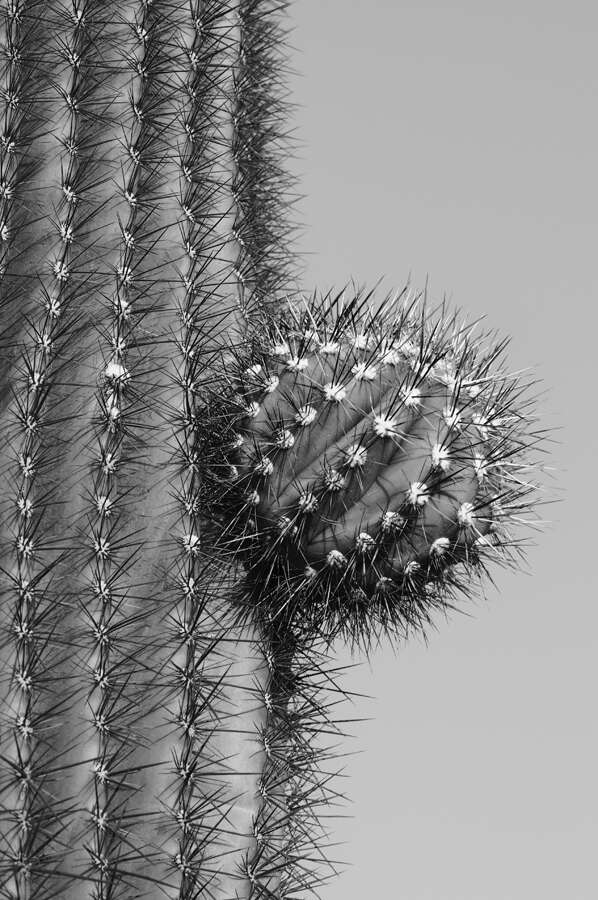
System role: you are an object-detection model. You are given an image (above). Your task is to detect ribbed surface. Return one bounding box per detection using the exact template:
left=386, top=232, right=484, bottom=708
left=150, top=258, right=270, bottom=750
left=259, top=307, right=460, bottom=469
left=0, top=4, right=546, bottom=899
left=0, top=2, right=298, bottom=897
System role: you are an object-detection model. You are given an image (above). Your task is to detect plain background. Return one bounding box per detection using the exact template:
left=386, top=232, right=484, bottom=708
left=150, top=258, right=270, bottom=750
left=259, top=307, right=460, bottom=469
left=286, top=2, right=596, bottom=898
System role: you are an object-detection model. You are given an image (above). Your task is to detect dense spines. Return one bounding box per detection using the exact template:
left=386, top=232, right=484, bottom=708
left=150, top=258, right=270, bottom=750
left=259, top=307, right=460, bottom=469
left=231, top=0, right=298, bottom=317
left=78, top=4, right=261, bottom=892
left=0, top=1, right=50, bottom=396
left=151, top=4, right=306, bottom=896
left=81, top=4, right=167, bottom=893
left=234, top=631, right=355, bottom=900
left=0, top=1, right=313, bottom=896
left=191, top=287, right=547, bottom=895
left=241, top=633, right=305, bottom=899
left=0, top=5, right=131, bottom=895
left=202, top=288, right=545, bottom=647
left=138, top=4, right=241, bottom=893
left=0, top=3, right=24, bottom=286
left=0, top=3, right=548, bottom=899
left=159, top=5, right=241, bottom=893
left=0, top=2, right=252, bottom=895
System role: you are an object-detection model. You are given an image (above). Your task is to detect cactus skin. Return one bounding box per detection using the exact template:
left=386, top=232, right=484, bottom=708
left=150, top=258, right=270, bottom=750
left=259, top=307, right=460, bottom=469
left=0, top=2, right=547, bottom=900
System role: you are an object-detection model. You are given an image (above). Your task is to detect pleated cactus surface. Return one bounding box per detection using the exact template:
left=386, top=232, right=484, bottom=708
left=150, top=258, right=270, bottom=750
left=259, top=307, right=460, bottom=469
left=0, top=1, right=310, bottom=898
left=0, top=2, right=548, bottom=899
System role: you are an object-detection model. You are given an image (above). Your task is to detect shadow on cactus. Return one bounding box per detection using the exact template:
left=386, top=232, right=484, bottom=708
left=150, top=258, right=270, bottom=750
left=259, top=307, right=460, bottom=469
left=201, top=286, right=547, bottom=648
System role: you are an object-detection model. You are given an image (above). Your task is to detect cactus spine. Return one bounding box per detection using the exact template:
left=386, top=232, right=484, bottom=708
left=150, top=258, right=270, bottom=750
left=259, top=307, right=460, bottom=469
left=0, top=3, right=546, bottom=900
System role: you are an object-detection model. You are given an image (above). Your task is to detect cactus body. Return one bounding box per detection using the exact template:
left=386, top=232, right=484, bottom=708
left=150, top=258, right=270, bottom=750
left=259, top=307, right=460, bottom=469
left=0, top=2, right=547, bottom=899
left=0, top=2, right=303, bottom=898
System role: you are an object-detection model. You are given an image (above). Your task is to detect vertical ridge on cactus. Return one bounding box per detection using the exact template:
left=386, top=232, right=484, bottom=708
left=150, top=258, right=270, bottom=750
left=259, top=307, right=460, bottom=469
left=79, top=4, right=205, bottom=889
left=160, top=7, right=233, bottom=886
left=232, top=0, right=298, bottom=313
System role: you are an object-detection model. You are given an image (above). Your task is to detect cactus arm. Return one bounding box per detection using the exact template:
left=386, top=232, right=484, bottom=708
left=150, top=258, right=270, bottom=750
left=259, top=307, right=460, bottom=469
left=233, top=624, right=356, bottom=900
left=196, top=609, right=268, bottom=900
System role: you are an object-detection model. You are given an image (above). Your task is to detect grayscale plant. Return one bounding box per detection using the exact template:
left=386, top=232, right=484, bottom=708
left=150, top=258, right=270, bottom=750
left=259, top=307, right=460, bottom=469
left=0, top=2, right=548, bottom=899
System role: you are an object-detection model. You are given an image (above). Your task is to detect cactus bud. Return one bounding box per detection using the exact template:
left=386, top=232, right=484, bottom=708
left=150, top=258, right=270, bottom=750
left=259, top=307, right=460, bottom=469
left=207, top=290, right=544, bottom=642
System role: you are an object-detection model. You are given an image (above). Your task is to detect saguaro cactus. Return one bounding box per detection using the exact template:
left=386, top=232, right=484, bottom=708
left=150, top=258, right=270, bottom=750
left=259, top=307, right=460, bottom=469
left=0, top=3, right=546, bottom=900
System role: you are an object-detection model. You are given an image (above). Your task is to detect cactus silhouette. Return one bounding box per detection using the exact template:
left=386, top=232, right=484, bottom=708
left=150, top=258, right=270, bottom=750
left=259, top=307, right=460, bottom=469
left=0, top=2, right=547, bottom=900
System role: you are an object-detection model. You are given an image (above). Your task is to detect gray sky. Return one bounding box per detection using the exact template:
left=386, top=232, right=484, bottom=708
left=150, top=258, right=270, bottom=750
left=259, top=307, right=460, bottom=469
left=287, top=2, right=596, bottom=898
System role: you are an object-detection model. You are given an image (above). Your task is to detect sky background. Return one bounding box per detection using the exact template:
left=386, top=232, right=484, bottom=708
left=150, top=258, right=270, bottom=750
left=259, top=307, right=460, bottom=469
left=285, top=2, right=596, bottom=898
